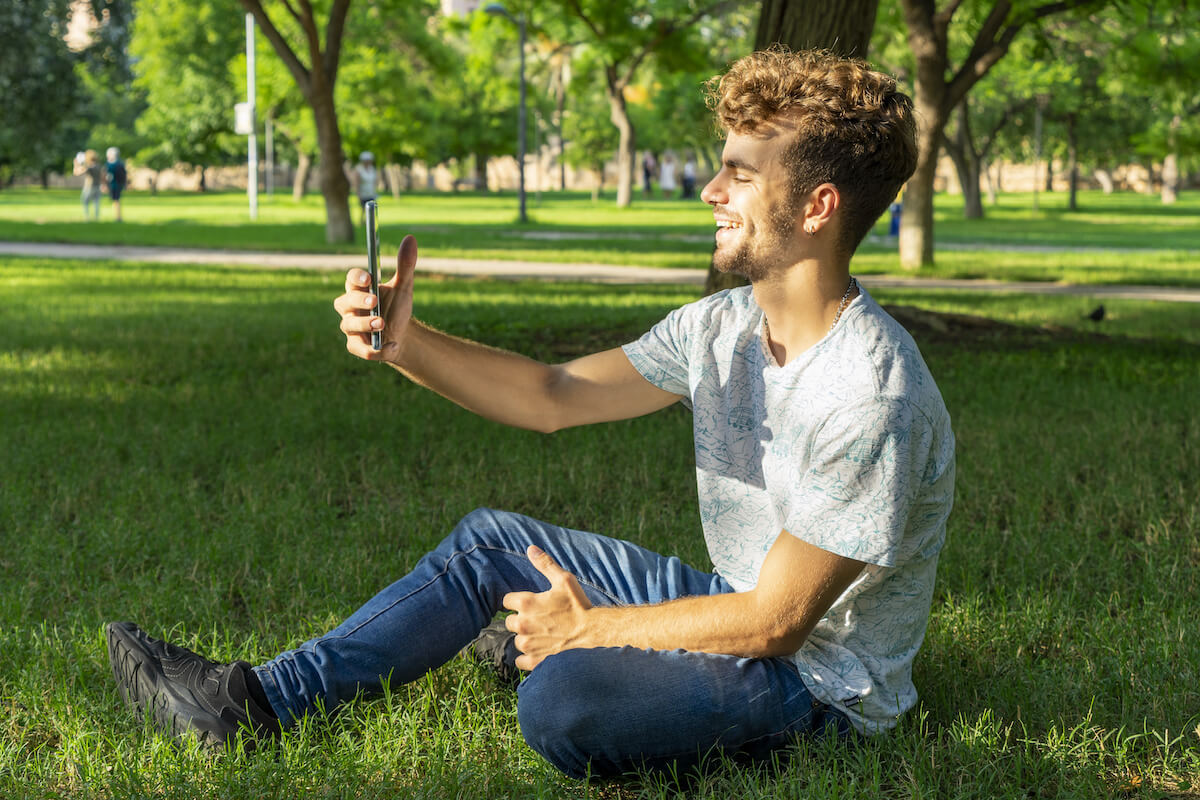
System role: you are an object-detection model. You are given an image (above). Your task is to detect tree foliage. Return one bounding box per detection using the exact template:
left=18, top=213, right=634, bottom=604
left=129, top=0, right=244, bottom=183
left=0, top=0, right=81, bottom=182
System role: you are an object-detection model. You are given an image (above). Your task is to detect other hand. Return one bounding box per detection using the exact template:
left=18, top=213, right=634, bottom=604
left=333, top=234, right=417, bottom=363
left=502, top=546, right=594, bottom=671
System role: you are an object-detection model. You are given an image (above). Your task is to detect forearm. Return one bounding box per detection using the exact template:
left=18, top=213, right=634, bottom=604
left=577, top=592, right=800, bottom=659
left=389, top=319, right=565, bottom=432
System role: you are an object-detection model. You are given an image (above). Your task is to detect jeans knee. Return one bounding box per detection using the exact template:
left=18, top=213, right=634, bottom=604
left=516, top=651, right=611, bottom=779
left=447, top=507, right=512, bottom=549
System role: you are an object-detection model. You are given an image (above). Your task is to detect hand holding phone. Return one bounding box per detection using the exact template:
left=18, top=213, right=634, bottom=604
left=365, top=200, right=382, bottom=351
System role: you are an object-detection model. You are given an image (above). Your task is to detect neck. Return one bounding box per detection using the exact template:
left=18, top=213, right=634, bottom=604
left=751, top=257, right=856, bottom=366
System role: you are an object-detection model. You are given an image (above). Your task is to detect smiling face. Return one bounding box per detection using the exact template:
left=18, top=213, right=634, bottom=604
left=701, top=127, right=804, bottom=283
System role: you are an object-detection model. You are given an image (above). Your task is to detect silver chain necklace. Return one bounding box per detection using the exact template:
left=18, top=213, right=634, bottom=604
left=762, top=275, right=858, bottom=364
left=828, top=275, right=857, bottom=335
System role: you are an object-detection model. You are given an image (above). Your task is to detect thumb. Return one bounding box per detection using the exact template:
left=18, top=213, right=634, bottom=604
left=388, top=234, right=418, bottom=289
left=527, top=545, right=568, bottom=585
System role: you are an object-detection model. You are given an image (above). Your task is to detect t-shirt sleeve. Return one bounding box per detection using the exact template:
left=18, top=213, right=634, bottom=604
left=621, top=304, right=693, bottom=399
left=784, top=395, right=929, bottom=567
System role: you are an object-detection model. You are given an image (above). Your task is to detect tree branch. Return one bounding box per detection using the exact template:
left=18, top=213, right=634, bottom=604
left=933, top=0, right=966, bottom=28
left=238, top=0, right=311, bottom=96
left=323, top=0, right=352, bottom=85
left=620, top=0, right=741, bottom=88
left=293, top=0, right=324, bottom=83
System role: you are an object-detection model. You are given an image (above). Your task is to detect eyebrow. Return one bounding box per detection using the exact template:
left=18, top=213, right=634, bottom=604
left=723, top=157, right=760, bottom=173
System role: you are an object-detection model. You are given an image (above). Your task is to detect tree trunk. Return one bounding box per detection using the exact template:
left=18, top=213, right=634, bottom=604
left=1162, top=114, right=1181, bottom=205
left=755, top=0, right=878, bottom=56
left=198, top=165, right=208, bottom=192
left=385, top=163, right=404, bottom=199
left=605, top=71, right=636, bottom=208
left=945, top=103, right=983, bottom=219
left=1066, top=112, right=1078, bottom=211
left=704, top=0, right=882, bottom=293
left=311, top=87, right=353, bottom=243
left=557, top=67, right=567, bottom=192
left=474, top=152, right=489, bottom=192
left=899, top=50, right=946, bottom=270
left=293, top=152, right=312, bottom=201
left=983, top=159, right=997, bottom=205
left=40, top=168, right=50, bottom=190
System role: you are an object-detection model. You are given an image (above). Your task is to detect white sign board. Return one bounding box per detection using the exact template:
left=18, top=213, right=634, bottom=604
left=234, top=102, right=255, bottom=135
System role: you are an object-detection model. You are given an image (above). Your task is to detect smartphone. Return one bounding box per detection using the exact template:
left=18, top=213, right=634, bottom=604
left=364, top=200, right=382, bottom=351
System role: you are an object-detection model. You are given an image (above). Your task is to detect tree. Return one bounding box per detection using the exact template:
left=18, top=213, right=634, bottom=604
left=939, top=49, right=1072, bottom=217
left=0, top=0, right=81, bottom=185
left=755, top=0, right=879, bottom=56
left=238, top=0, right=355, bottom=243
left=555, top=0, right=744, bottom=208
left=1112, top=6, right=1200, bottom=204
left=894, top=0, right=1097, bottom=269
left=561, top=59, right=620, bottom=201
left=703, top=0, right=882, bottom=294
left=130, top=0, right=244, bottom=190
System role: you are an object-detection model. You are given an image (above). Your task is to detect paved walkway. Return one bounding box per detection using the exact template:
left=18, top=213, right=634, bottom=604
left=3, top=240, right=1199, bottom=303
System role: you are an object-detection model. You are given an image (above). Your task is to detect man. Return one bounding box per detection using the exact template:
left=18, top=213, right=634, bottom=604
left=105, top=147, right=127, bottom=222
left=351, top=150, right=379, bottom=222
left=106, top=48, right=954, bottom=779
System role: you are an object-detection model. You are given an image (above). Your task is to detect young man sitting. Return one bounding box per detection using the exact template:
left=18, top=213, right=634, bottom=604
left=106, top=47, right=954, bottom=779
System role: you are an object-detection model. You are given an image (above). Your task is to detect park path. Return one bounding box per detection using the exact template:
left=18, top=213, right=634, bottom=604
left=2, top=240, right=1198, bottom=303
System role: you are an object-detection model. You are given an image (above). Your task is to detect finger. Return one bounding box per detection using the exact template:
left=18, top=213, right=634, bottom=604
left=502, top=591, right=533, bottom=613
left=515, top=652, right=539, bottom=672
left=333, top=290, right=377, bottom=316
left=346, top=337, right=386, bottom=361
left=526, top=545, right=569, bottom=586
left=389, top=234, right=418, bottom=290
left=340, top=314, right=385, bottom=335
left=344, top=268, right=371, bottom=294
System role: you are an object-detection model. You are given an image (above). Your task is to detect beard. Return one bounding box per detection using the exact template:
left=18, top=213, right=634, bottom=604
left=710, top=204, right=799, bottom=283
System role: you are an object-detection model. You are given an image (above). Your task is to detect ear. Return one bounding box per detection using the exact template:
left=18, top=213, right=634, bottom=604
left=801, top=184, right=841, bottom=237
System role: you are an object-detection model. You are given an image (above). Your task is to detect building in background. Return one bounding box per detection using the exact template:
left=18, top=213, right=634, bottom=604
left=441, top=0, right=483, bottom=15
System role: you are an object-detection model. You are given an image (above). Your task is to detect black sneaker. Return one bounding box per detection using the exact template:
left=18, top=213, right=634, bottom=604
left=105, top=621, right=280, bottom=751
left=462, top=618, right=523, bottom=688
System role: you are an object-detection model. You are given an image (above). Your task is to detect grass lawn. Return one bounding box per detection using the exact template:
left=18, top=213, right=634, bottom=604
left=2, top=187, right=1198, bottom=287
left=1, top=256, right=1197, bottom=798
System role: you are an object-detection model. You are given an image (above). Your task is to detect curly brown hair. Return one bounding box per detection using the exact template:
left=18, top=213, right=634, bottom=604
left=708, top=47, right=917, bottom=255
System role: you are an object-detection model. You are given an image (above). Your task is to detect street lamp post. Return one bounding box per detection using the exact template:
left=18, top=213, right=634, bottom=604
left=484, top=3, right=527, bottom=223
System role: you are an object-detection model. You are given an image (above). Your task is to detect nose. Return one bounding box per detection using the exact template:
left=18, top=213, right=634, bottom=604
left=700, top=170, right=726, bottom=206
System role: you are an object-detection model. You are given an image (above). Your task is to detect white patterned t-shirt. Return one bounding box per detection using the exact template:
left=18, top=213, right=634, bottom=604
left=622, top=285, right=955, bottom=734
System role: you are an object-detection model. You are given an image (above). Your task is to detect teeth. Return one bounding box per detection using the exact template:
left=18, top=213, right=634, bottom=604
left=716, top=220, right=743, bottom=229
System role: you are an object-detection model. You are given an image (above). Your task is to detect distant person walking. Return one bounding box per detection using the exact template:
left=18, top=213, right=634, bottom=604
left=74, top=150, right=103, bottom=221
left=659, top=152, right=677, bottom=199
left=105, top=147, right=127, bottom=222
left=681, top=154, right=697, bottom=199
left=352, top=151, right=379, bottom=224
left=641, top=151, right=657, bottom=198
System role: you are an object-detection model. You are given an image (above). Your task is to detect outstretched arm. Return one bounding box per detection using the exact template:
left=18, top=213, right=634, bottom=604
left=333, top=235, right=681, bottom=432
left=503, top=529, right=866, bottom=670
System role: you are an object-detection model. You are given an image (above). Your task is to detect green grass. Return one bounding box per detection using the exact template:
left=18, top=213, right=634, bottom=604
left=2, top=255, right=1198, bottom=798
left=2, top=187, right=1199, bottom=286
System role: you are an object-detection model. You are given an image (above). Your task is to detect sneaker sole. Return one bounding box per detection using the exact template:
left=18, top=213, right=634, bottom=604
left=105, top=622, right=235, bottom=750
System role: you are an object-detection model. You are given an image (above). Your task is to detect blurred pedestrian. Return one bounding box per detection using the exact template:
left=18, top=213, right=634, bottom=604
left=641, top=151, right=657, bottom=198
left=74, top=150, right=103, bottom=221
left=105, top=147, right=127, bottom=222
left=659, top=152, right=677, bottom=199
left=681, top=154, right=697, bottom=199
left=352, top=152, right=378, bottom=223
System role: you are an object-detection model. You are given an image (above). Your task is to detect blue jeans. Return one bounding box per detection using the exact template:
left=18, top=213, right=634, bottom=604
left=254, top=508, right=852, bottom=778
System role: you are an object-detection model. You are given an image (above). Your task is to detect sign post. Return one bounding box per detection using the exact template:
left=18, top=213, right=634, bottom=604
left=245, top=13, right=258, bottom=220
